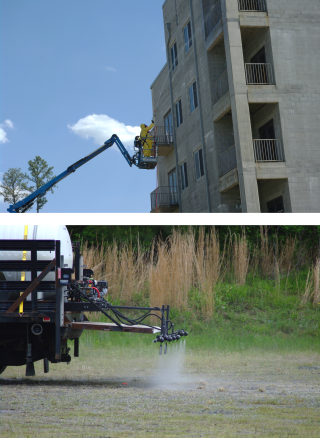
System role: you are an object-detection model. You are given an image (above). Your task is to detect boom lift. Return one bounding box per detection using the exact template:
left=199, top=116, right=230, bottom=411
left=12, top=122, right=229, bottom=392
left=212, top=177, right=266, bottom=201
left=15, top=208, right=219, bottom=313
left=8, top=133, right=160, bottom=213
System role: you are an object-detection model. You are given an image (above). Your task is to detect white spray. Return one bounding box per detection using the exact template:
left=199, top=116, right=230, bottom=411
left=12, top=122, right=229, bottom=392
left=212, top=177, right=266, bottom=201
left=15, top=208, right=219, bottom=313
left=151, top=339, right=187, bottom=389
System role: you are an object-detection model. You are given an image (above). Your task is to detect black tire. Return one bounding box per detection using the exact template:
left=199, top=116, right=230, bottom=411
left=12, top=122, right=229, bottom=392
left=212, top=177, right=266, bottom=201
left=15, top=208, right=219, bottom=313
left=0, top=365, right=7, bottom=375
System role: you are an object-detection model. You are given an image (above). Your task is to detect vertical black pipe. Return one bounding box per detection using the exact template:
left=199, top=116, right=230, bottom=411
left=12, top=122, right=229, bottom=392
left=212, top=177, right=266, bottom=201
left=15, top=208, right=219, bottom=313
left=74, top=242, right=80, bottom=281
left=43, top=358, right=49, bottom=373
left=55, top=240, right=61, bottom=361
left=31, top=241, right=37, bottom=312
left=161, top=304, right=166, bottom=336
left=74, top=338, right=79, bottom=357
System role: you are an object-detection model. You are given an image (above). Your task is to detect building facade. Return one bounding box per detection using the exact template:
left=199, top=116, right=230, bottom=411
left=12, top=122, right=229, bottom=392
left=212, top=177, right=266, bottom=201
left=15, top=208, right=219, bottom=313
left=150, top=0, right=320, bottom=213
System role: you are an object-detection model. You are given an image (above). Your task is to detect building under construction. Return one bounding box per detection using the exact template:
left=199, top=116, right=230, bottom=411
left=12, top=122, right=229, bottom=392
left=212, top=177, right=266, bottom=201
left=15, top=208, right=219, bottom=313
left=150, top=0, right=320, bottom=213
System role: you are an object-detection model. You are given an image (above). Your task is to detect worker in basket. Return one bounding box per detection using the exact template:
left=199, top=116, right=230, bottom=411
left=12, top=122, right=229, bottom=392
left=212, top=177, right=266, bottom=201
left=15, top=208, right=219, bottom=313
left=139, top=120, right=154, bottom=158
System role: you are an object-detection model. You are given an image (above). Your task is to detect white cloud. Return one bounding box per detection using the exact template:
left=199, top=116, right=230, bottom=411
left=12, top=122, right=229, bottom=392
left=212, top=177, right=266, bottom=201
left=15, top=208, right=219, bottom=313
left=68, top=114, right=140, bottom=152
left=0, top=119, right=14, bottom=144
left=3, top=119, right=14, bottom=129
left=0, top=127, right=9, bottom=144
left=104, top=66, right=117, bottom=72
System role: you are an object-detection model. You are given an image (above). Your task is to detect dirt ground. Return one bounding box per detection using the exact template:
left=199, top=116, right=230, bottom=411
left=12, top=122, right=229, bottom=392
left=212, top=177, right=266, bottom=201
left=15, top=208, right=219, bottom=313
left=1, top=346, right=320, bottom=437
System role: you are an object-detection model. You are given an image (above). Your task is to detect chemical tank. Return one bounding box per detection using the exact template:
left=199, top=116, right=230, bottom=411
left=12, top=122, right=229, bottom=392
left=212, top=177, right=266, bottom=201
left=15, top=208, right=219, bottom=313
left=0, top=225, right=72, bottom=300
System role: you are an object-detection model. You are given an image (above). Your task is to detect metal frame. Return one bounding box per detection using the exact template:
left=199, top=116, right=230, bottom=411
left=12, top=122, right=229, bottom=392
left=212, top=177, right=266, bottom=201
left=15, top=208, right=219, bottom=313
left=150, top=186, right=179, bottom=211
left=245, top=63, right=274, bottom=85
left=253, top=139, right=284, bottom=162
left=238, top=0, right=267, bottom=12
left=0, top=239, right=58, bottom=323
left=0, top=239, right=187, bottom=374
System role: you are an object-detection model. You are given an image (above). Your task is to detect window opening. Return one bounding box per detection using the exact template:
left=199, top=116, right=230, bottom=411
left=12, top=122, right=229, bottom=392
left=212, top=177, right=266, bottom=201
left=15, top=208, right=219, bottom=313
left=267, top=196, right=284, bottom=213
left=171, top=43, right=178, bottom=70
left=164, top=112, right=173, bottom=143
left=189, top=81, right=198, bottom=113
left=257, top=118, right=279, bottom=161
left=168, top=169, right=178, bottom=204
left=259, top=119, right=275, bottom=140
left=175, top=99, right=183, bottom=128
left=180, top=162, right=188, bottom=191
left=194, top=148, right=204, bottom=180
left=250, top=46, right=266, bottom=64
left=184, top=21, right=192, bottom=52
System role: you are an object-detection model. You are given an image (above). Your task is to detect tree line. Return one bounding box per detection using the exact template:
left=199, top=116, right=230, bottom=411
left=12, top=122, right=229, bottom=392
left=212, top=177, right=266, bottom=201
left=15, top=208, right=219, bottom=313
left=67, top=225, right=320, bottom=260
left=0, top=157, right=56, bottom=212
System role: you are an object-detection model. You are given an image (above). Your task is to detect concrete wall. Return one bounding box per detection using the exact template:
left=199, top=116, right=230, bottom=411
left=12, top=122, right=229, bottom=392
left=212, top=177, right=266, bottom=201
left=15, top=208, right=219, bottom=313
left=267, top=0, right=320, bottom=212
left=149, top=0, right=320, bottom=213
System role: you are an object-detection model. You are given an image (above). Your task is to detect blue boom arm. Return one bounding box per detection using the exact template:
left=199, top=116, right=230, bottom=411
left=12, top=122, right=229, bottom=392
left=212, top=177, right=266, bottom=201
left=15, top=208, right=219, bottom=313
left=8, top=134, right=135, bottom=213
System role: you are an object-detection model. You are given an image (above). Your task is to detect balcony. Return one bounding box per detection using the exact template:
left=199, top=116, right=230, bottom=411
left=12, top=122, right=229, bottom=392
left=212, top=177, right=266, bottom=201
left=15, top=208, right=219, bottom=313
left=253, top=139, right=284, bottom=162
left=238, top=0, right=267, bottom=12
left=212, top=70, right=229, bottom=105
left=245, top=63, right=274, bottom=85
left=150, top=186, right=179, bottom=213
left=204, top=0, right=222, bottom=40
left=150, top=126, right=174, bottom=156
left=220, top=145, right=237, bottom=176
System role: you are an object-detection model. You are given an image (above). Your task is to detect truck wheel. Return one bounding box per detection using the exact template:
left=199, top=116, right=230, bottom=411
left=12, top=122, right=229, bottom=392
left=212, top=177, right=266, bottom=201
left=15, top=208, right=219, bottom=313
left=0, top=366, right=7, bottom=375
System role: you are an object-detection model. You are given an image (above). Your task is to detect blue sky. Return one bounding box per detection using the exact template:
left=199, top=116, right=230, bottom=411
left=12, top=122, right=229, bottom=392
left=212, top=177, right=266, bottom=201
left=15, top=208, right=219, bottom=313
left=0, top=0, right=167, bottom=213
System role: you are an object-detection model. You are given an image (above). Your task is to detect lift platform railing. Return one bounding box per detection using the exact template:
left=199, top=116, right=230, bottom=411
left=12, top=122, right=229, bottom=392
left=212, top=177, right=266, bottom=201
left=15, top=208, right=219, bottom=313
left=135, top=126, right=174, bottom=167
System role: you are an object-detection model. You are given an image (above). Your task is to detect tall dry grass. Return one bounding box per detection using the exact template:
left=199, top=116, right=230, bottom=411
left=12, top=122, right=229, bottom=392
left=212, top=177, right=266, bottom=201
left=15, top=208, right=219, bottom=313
left=300, top=259, right=320, bottom=307
left=233, top=231, right=249, bottom=285
left=149, top=228, right=195, bottom=311
left=313, top=259, right=320, bottom=306
left=80, top=227, right=316, bottom=317
left=259, top=226, right=274, bottom=277
left=148, top=227, right=223, bottom=319
left=81, top=227, right=225, bottom=319
left=81, top=239, right=147, bottom=303
left=194, top=228, right=224, bottom=318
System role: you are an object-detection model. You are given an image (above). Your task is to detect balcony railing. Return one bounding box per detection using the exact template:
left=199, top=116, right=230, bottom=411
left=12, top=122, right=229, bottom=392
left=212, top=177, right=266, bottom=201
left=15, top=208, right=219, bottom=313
left=253, top=139, right=284, bottom=162
left=238, top=0, right=267, bottom=12
left=212, top=70, right=229, bottom=105
left=150, top=125, right=173, bottom=144
left=245, top=63, right=274, bottom=84
left=204, top=0, right=222, bottom=39
left=220, top=145, right=237, bottom=176
left=150, top=186, right=178, bottom=211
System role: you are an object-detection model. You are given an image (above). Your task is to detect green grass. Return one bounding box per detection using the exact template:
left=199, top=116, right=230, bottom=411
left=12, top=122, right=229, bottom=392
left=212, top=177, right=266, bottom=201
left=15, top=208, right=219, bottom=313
left=1, top=272, right=320, bottom=437
left=79, top=269, right=320, bottom=357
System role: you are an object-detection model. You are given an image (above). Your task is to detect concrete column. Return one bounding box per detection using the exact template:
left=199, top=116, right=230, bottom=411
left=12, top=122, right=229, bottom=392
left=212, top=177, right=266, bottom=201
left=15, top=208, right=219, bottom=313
left=221, top=0, right=261, bottom=212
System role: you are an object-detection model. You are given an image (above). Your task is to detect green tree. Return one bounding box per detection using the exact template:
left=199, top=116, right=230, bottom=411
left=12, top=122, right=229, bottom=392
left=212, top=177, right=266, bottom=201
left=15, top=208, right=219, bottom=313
left=24, top=156, right=56, bottom=213
left=0, top=167, right=30, bottom=208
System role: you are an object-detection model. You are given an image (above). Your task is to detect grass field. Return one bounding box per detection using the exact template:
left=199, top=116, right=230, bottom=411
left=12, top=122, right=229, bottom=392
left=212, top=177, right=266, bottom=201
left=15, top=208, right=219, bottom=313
left=1, top=325, right=320, bottom=438
left=1, top=228, right=320, bottom=437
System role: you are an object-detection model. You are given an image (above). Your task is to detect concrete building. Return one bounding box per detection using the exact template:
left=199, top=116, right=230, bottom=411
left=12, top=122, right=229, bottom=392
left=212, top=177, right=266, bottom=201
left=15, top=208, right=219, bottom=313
left=150, top=0, right=320, bottom=213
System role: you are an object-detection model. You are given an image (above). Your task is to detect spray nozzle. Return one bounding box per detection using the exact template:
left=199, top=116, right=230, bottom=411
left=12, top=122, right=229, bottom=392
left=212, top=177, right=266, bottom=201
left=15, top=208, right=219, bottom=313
left=178, top=330, right=188, bottom=337
left=154, top=330, right=188, bottom=344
